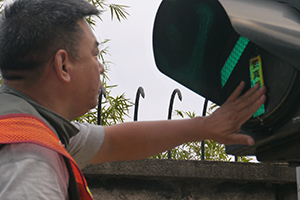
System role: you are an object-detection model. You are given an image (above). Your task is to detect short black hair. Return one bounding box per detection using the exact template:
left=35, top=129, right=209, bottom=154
left=0, top=0, right=100, bottom=79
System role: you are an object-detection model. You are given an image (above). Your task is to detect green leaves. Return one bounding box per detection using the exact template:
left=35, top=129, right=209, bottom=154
left=109, top=4, right=129, bottom=21
left=86, top=0, right=129, bottom=26
left=74, top=85, right=133, bottom=126
left=100, top=85, right=133, bottom=125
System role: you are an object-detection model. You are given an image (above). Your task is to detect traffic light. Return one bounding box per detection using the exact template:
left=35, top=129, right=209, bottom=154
left=153, top=0, right=300, bottom=164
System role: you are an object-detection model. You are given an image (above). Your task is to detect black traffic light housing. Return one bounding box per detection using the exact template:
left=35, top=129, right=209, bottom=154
left=153, top=0, right=300, bottom=164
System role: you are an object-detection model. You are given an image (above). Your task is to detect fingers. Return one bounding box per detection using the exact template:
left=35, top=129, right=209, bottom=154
left=231, top=82, right=266, bottom=111
left=225, top=133, right=255, bottom=146
left=226, top=81, right=246, bottom=103
left=241, top=83, right=260, bottom=100
left=237, top=86, right=266, bottom=124
left=237, top=85, right=266, bottom=112
left=226, top=82, right=264, bottom=105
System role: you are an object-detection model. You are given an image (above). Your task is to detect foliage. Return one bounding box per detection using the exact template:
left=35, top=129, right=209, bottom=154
left=151, top=109, right=252, bottom=162
left=75, top=85, right=133, bottom=125
left=100, top=87, right=133, bottom=125
left=86, top=0, right=129, bottom=26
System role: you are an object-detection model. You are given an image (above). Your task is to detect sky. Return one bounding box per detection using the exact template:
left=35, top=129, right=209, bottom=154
left=94, top=0, right=207, bottom=122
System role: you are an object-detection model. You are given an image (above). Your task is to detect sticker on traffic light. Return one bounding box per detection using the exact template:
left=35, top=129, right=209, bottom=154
left=249, top=55, right=265, bottom=118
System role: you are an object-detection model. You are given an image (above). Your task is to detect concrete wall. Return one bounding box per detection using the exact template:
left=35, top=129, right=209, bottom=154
left=82, top=159, right=297, bottom=200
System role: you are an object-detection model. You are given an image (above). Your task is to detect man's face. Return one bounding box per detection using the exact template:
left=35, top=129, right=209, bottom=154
left=69, top=19, right=104, bottom=115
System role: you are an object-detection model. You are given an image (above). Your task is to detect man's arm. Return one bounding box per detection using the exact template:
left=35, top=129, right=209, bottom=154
left=89, top=82, right=266, bottom=164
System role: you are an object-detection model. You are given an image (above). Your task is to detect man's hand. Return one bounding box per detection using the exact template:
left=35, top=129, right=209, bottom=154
left=202, top=81, right=266, bottom=146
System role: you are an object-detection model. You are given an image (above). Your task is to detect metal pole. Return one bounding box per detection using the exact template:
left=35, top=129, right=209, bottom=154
left=167, top=89, right=182, bottom=159
left=235, top=156, right=238, bottom=162
left=133, top=86, right=145, bottom=121
left=97, top=87, right=106, bottom=125
left=201, top=98, right=209, bottom=161
left=297, top=166, right=300, bottom=200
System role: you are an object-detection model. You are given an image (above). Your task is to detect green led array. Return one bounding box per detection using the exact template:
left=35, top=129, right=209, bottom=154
left=221, top=36, right=250, bottom=87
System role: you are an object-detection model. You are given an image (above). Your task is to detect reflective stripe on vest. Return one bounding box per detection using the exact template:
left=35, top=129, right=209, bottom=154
left=0, top=113, right=93, bottom=200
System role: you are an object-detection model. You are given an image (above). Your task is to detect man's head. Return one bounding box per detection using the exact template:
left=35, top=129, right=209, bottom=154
left=0, top=0, right=105, bottom=120
left=0, top=0, right=99, bottom=79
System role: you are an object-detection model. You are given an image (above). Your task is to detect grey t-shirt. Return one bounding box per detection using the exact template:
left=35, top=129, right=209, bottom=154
left=0, top=122, right=105, bottom=200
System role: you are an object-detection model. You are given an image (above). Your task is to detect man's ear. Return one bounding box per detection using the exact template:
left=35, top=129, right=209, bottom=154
left=54, top=49, right=71, bottom=83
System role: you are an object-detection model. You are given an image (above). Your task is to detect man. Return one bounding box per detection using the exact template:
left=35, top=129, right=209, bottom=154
left=0, top=0, right=266, bottom=199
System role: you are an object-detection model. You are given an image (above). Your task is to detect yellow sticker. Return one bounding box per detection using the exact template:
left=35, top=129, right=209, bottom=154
left=250, top=55, right=264, bottom=87
left=250, top=55, right=265, bottom=117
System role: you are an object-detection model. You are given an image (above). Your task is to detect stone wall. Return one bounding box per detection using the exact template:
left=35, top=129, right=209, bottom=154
left=82, top=159, right=297, bottom=200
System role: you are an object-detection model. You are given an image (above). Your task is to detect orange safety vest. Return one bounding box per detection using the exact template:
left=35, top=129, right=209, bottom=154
left=0, top=113, right=93, bottom=200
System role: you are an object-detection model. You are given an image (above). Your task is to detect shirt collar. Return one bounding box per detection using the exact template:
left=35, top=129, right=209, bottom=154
left=0, top=84, right=79, bottom=147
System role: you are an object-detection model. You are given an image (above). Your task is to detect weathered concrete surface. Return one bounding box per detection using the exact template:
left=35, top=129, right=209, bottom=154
left=82, top=159, right=297, bottom=200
